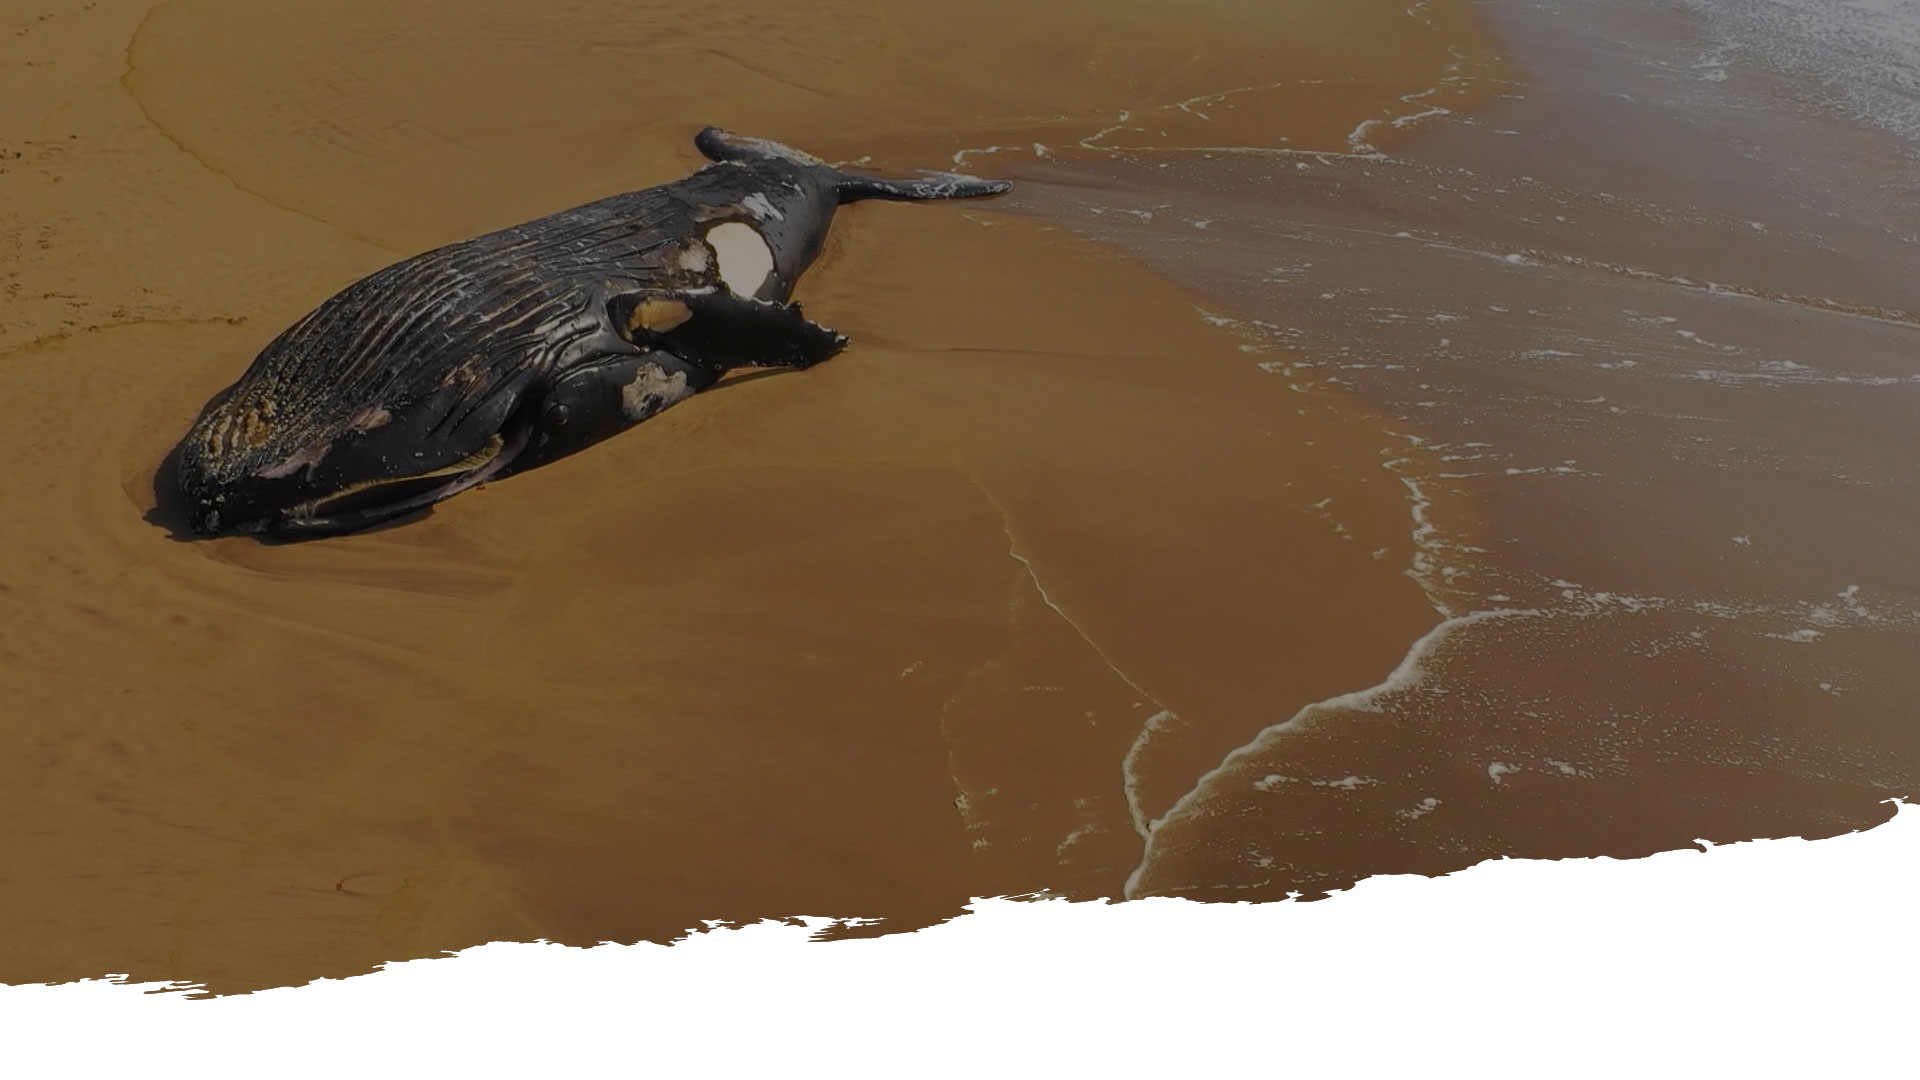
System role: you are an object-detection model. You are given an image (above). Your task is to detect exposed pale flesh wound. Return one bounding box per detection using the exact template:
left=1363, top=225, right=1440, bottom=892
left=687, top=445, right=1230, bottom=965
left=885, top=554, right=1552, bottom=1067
left=705, top=221, right=774, bottom=297
left=629, top=297, right=694, bottom=333
left=620, top=363, right=694, bottom=421
left=741, top=193, right=784, bottom=221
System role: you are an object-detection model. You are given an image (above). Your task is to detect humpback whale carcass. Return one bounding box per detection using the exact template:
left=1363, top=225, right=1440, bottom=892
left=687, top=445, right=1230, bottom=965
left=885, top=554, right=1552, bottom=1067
left=172, top=127, right=1011, bottom=537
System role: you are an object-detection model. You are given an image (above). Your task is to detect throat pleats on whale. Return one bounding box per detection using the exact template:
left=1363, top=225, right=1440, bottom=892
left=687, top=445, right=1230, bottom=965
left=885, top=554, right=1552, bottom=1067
left=286, top=433, right=505, bottom=521
left=706, top=221, right=774, bottom=297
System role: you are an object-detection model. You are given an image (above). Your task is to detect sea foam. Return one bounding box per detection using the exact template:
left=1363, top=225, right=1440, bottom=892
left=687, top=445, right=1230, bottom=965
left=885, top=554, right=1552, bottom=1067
left=1678, top=0, right=1920, bottom=142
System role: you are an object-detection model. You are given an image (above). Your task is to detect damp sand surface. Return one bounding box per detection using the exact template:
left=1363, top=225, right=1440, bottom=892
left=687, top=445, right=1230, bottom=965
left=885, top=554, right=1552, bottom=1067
left=994, top=0, right=1920, bottom=899
left=0, top=0, right=1491, bottom=992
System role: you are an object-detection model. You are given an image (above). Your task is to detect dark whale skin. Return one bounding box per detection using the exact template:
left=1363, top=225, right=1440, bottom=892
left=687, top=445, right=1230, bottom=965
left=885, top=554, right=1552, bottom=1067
left=172, top=127, right=1010, bottom=538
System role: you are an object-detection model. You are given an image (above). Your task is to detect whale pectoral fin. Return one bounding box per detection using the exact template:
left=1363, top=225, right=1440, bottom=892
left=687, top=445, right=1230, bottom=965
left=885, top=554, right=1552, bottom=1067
left=607, top=289, right=848, bottom=373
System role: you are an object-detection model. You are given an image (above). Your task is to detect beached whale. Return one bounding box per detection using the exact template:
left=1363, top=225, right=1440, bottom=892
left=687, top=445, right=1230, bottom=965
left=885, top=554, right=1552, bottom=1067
left=171, top=127, right=1011, bottom=537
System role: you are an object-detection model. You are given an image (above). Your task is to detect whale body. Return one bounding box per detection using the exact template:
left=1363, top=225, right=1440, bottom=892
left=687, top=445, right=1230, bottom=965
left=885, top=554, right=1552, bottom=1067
left=172, top=127, right=1011, bottom=537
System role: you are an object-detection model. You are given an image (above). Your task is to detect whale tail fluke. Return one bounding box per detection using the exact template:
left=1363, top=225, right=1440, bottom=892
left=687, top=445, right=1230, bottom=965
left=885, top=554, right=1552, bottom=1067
left=832, top=171, right=1013, bottom=203
left=693, top=125, right=1012, bottom=203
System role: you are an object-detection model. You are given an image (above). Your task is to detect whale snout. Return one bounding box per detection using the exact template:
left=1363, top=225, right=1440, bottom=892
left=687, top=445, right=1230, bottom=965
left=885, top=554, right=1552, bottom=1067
left=179, top=436, right=513, bottom=538
left=176, top=454, right=317, bottom=537
left=175, top=381, right=529, bottom=538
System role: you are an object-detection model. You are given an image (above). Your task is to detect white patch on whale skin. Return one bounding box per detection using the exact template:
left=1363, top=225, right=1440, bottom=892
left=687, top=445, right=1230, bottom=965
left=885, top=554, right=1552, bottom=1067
left=716, top=133, right=826, bottom=166
left=620, top=363, right=693, bottom=421
left=705, top=221, right=774, bottom=297
left=676, top=241, right=712, bottom=274
left=740, top=193, right=784, bottom=221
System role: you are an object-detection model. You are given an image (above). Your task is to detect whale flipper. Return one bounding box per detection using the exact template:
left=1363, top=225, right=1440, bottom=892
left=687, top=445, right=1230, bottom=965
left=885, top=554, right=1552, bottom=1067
left=608, top=288, right=849, bottom=373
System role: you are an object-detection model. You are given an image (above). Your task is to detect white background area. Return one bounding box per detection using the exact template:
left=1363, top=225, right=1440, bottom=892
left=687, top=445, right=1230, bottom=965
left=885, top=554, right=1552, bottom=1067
left=5, top=801, right=1912, bottom=1076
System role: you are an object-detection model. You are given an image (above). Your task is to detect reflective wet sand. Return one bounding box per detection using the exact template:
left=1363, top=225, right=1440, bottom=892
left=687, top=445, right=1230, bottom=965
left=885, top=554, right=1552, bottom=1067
left=2, top=0, right=1494, bottom=992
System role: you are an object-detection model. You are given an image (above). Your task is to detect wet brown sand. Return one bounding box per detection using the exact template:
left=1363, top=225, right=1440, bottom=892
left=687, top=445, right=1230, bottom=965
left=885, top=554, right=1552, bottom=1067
left=991, top=0, right=1920, bottom=901
left=1, top=0, right=1499, bottom=992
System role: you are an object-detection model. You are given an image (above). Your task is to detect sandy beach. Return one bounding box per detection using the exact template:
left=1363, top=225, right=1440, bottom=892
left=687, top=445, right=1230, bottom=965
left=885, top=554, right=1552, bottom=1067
left=3, top=0, right=1915, bottom=995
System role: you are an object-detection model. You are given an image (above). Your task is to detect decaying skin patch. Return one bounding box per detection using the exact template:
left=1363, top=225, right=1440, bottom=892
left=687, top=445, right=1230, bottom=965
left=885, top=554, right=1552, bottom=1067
left=740, top=193, right=783, bottom=221
left=620, top=362, right=693, bottom=421
left=628, top=297, right=693, bottom=334
left=676, top=240, right=712, bottom=274
left=348, top=404, right=393, bottom=433
left=709, top=131, right=827, bottom=167
left=254, top=403, right=388, bottom=479
left=437, top=356, right=487, bottom=391
left=256, top=438, right=332, bottom=479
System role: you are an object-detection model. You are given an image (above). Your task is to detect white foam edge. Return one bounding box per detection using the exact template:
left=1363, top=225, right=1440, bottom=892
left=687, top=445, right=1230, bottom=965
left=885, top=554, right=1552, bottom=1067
left=1123, top=606, right=1540, bottom=899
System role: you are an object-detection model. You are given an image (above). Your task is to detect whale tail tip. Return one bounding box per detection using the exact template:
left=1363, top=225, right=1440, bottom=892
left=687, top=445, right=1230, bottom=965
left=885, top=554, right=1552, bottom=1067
left=833, top=171, right=1013, bottom=203
left=693, top=125, right=1012, bottom=203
